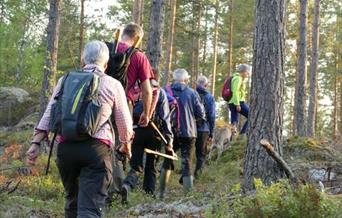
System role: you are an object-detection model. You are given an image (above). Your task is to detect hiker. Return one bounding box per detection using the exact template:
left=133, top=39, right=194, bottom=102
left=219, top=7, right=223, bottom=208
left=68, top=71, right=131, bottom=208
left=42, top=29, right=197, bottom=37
left=26, top=41, right=133, bottom=218
left=227, top=64, right=251, bottom=135
left=159, top=69, right=206, bottom=199
left=121, top=71, right=175, bottom=203
left=107, top=23, right=153, bottom=125
left=105, top=23, right=154, bottom=201
left=194, top=75, right=216, bottom=178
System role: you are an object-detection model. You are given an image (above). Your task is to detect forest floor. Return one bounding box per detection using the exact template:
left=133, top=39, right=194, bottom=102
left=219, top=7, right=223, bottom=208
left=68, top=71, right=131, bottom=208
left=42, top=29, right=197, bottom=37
left=1, top=129, right=342, bottom=218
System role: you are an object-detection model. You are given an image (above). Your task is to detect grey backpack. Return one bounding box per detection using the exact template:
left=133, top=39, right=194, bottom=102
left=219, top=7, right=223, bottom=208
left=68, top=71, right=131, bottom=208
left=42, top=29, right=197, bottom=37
left=49, top=71, right=103, bottom=141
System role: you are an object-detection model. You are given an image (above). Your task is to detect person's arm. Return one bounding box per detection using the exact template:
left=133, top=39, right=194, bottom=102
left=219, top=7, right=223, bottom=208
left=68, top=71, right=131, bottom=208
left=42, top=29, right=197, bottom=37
left=138, top=79, right=152, bottom=127
left=135, top=53, right=153, bottom=127
left=158, top=90, right=174, bottom=147
left=27, top=77, right=64, bottom=165
left=207, top=95, right=216, bottom=138
left=230, top=76, right=242, bottom=106
left=113, top=81, right=134, bottom=158
left=193, top=92, right=206, bottom=122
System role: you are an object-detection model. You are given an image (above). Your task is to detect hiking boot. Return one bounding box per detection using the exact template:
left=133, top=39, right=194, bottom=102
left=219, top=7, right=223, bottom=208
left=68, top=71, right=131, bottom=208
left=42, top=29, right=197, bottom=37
left=182, top=176, right=193, bottom=193
left=121, top=184, right=130, bottom=204
left=159, top=169, right=171, bottom=200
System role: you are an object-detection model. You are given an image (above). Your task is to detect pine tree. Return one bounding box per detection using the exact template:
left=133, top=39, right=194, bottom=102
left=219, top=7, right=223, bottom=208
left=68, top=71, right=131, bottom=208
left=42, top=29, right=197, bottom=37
left=243, top=0, right=286, bottom=190
left=146, top=0, right=165, bottom=71
left=294, top=0, right=308, bottom=136
left=307, top=0, right=320, bottom=137
left=39, top=0, right=62, bottom=118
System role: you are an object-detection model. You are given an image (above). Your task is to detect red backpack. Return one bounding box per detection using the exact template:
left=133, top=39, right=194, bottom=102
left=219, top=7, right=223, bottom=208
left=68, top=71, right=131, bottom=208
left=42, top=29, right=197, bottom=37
left=221, top=76, right=233, bottom=101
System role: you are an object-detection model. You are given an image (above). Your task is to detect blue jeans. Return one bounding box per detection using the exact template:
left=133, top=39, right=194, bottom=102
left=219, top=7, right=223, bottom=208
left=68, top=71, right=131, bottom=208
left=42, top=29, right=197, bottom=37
left=228, top=102, right=249, bottom=134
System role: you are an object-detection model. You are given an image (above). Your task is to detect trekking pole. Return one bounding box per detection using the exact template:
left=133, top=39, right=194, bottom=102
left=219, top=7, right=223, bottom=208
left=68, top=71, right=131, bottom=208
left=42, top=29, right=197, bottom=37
left=45, top=133, right=57, bottom=175
left=111, top=29, right=121, bottom=56
left=149, top=121, right=168, bottom=145
left=144, top=148, right=178, bottom=160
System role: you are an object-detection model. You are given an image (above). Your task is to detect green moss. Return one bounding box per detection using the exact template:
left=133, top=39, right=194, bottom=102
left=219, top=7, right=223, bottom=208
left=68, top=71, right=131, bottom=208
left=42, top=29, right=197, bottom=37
left=284, top=136, right=341, bottom=161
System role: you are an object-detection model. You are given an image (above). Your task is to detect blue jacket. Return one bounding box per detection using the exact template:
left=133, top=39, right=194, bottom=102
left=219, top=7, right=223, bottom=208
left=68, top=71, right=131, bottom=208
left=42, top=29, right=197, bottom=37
left=169, top=82, right=206, bottom=138
left=133, top=88, right=174, bottom=145
left=196, top=85, right=216, bottom=137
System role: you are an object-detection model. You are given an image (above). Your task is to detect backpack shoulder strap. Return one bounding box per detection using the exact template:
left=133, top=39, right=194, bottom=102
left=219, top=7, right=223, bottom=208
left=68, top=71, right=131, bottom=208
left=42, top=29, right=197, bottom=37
left=54, top=72, right=71, bottom=100
left=165, top=85, right=174, bottom=97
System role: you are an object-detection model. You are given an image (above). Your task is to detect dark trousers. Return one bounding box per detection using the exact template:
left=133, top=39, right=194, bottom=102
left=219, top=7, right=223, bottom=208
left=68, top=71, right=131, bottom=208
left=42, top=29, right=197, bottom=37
left=228, top=101, right=249, bottom=134
left=195, top=132, right=209, bottom=175
left=123, top=127, right=161, bottom=194
left=108, top=126, right=125, bottom=196
left=56, top=139, right=113, bottom=218
left=162, top=137, right=196, bottom=177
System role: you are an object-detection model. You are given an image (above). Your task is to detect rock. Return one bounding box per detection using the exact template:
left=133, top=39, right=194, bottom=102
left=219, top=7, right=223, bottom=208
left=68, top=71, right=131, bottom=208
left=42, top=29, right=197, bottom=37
left=0, top=87, right=35, bottom=126
left=14, top=112, right=39, bottom=130
left=283, top=137, right=342, bottom=194
left=116, top=200, right=208, bottom=218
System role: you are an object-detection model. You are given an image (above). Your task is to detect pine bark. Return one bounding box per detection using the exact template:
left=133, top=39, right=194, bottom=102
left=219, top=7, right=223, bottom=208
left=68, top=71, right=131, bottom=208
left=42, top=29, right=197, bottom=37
left=202, top=5, right=208, bottom=76
left=339, top=79, right=342, bottom=137
left=79, top=0, right=85, bottom=66
left=211, top=0, right=219, bottom=96
left=39, top=0, right=62, bottom=118
left=307, top=0, right=320, bottom=137
left=133, top=0, right=144, bottom=25
left=243, top=0, right=286, bottom=190
left=333, top=59, right=338, bottom=140
left=193, top=0, right=201, bottom=83
left=163, top=0, right=177, bottom=86
left=294, top=0, right=308, bottom=136
left=146, top=0, right=165, bottom=71
left=227, top=0, right=234, bottom=77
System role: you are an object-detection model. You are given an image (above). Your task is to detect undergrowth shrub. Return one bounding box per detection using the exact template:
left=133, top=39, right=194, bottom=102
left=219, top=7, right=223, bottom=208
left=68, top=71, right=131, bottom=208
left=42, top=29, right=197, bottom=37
left=231, top=179, right=340, bottom=218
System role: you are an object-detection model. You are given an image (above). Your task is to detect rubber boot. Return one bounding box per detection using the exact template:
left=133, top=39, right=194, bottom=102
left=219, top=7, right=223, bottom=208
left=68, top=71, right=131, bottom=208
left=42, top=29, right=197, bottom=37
left=121, top=184, right=130, bottom=204
left=158, top=168, right=171, bottom=200
left=182, top=176, right=193, bottom=193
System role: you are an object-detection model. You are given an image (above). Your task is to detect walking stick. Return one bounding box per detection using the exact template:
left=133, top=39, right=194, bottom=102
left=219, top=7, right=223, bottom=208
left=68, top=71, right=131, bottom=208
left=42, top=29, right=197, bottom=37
left=45, top=133, right=57, bottom=175
left=144, top=148, right=178, bottom=160
left=149, top=121, right=168, bottom=145
left=111, top=29, right=121, bottom=56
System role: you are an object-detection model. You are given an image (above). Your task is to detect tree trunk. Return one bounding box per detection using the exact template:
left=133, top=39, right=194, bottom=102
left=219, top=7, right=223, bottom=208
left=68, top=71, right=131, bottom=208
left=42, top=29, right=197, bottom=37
left=339, top=79, right=342, bottom=138
left=333, top=57, right=338, bottom=140
left=243, top=0, right=286, bottom=190
left=39, top=0, right=62, bottom=119
left=15, top=20, right=29, bottom=84
left=227, top=0, right=234, bottom=77
left=133, top=0, right=144, bottom=25
left=79, top=0, right=85, bottom=66
left=294, top=0, right=308, bottom=136
left=190, top=3, right=195, bottom=86
left=163, top=0, right=177, bottom=86
left=146, top=0, right=165, bottom=71
left=202, top=5, right=208, bottom=76
left=211, top=0, right=219, bottom=96
left=194, top=0, right=201, bottom=83
left=307, top=0, right=320, bottom=137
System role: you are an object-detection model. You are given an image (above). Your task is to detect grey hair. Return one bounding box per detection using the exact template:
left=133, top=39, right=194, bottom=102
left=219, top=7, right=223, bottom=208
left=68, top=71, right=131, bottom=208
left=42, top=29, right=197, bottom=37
left=173, top=68, right=190, bottom=82
left=82, top=40, right=109, bottom=66
left=197, top=75, right=209, bottom=86
left=237, top=64, right=251, bottom=73
left=122, top=23, right=144, bottom=39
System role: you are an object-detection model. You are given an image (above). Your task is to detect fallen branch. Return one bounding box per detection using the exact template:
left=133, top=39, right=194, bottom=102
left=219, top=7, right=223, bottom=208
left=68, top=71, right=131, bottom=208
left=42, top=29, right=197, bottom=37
left=0, top=179, right=21, bottom=194
left=260, top=139, right=298, bottom=185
